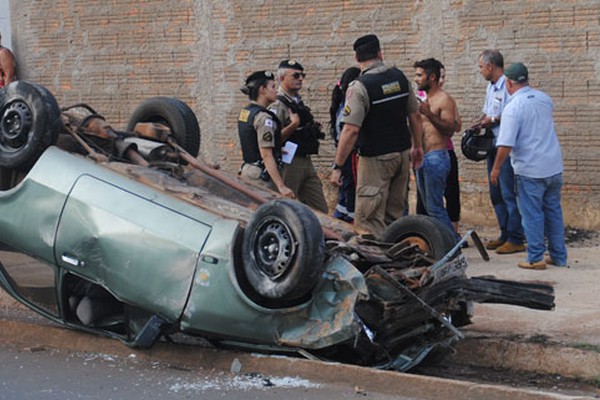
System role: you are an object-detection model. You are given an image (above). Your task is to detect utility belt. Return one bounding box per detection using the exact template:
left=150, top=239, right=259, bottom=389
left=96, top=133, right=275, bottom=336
left=239, top=160, right=283, bottom=182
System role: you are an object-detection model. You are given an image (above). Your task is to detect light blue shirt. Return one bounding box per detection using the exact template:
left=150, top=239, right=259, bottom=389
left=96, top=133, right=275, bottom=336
left=497, top=86, right=563, bottom=178
left=482, top=75, right=509, bottom=138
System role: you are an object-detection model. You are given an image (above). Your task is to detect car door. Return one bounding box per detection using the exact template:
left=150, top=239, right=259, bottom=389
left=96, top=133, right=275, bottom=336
left=54, top=175, right=211, bottom=322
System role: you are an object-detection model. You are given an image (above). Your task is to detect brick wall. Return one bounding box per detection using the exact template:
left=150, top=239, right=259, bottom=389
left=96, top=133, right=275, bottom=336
left=8, top=0, right=600, bottom=227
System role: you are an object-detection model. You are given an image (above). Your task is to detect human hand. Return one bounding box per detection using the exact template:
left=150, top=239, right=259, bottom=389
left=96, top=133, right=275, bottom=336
left=411, top=147, right=423, bottom=169
left=278, top=185, right=296, bottom=199
left=490, top=167, right=500, bottom=186
left=417, top=98, right=431, bottom=116
left=329, top=169, right=342, bottom=187
left=289, top=111, right=300, bottom=128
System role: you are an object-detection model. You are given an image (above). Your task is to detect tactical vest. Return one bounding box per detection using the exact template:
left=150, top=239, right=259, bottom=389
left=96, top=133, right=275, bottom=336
left=237, top=103, right=282, bottom=164
left=356, top=68, right=412, bottom=156
left=277, top=95, right=324, bottom=156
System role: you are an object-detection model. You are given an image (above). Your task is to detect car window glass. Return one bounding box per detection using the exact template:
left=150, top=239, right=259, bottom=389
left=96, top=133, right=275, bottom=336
left=0, top=244, right=58, bottom=316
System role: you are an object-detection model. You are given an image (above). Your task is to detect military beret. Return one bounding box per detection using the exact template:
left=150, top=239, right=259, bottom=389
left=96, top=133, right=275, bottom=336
left=353, top=34, right=381, bottom=61
left=353, top=34, right=380, bottom=52
left=278, top=59, right=304, bottom=71
left=504, top=62, right=528, bottom=83
left=245, top=70, right=275, bottom=86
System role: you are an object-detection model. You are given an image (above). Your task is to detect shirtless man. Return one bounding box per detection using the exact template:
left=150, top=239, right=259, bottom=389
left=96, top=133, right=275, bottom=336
left=0, top=31, right=16, bottom=87
left=413, top=58, right=460, bottom=235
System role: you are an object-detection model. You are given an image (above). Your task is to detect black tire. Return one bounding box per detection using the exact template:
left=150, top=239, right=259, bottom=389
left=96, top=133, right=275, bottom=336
left=0, top=81, right=61, bottom=170
left=380, top=215, right=457, bottom=260
left=126, top=97, right=200, bottom=157
left=242, top=199, right=325, bottom=301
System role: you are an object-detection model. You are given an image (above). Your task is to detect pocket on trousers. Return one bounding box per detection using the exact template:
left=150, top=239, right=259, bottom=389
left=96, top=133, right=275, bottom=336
left=356, top=185, right=381, bottom=220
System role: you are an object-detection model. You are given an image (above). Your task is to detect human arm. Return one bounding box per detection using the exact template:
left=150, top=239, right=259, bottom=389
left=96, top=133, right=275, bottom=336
left=490, top=146, right=511, bottom=186
left=259, top=147, right=294, bottom=198
left=280, top=110, right=300, bottom=142
left=0, top=48, right=16, bottom=84
left=330, top=123, right=360, bottom=186
left=408, top=111, right=424, bottom=169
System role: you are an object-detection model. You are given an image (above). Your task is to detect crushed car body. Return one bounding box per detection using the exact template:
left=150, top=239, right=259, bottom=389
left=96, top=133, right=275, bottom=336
left=0, top=81, right=555, bottom=372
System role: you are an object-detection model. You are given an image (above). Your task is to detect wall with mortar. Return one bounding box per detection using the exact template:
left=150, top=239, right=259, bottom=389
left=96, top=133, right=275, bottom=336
left=7, top=0, right=600, bottom=228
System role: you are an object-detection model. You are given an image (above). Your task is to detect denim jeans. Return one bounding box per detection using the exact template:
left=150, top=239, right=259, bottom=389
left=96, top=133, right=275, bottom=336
left=516, top=173, right=567, bottom=265
left=416, top=150, right=455, bottom=235
left=486, top=147, right=524, bottom=244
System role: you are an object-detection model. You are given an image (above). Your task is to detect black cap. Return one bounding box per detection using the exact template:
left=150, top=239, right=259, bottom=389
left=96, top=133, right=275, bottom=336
left=245, top=70, right=274, bottom=86
left=353, top=34, right=380, bottom=61
left=278, top=59, right=304, bottom=71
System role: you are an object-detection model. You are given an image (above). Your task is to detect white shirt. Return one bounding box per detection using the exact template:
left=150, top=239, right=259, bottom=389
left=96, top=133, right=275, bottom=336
left=497, top=86, right=563, bottom=178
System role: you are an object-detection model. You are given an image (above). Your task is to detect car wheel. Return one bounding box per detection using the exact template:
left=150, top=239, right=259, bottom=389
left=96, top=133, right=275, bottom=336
left=380, top=215, right=457, bottom=260
left=0, top=81, right=61, bottom=170
left=127, top=97, right=200, bottom=157
left=242, top=199, right=325, bottom=301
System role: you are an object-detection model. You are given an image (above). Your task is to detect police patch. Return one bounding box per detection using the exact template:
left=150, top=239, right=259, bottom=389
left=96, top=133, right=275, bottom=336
left=263, top=132, right=273, bottom=142
left=381, top=81, right=401, bottom=95
left=239, top=109, right=250, bottom=123
left=343, top=105, right=351, bottom=116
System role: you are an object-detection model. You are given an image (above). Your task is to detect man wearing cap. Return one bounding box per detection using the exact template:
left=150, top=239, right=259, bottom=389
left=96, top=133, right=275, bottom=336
left=491, top=62, right=567, bottom=270
left=330, top=34, right=423, bottom=237
left=268, top=60, right=328, bottom=213
left=475, top=49, right=525, bottom=255
left=238, top=70, right=294, bottom=199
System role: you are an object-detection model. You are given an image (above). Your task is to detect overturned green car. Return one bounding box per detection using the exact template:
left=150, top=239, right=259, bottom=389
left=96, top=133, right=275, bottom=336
left=0, top=81, right=554, bottom=371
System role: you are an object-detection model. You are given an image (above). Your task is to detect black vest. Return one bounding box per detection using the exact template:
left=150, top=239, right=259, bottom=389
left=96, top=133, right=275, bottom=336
left=277, top=95, right=324, bottom=156
left=356, top=67, right=412, bottom=156
left=238, top=103, right=282, bottom=164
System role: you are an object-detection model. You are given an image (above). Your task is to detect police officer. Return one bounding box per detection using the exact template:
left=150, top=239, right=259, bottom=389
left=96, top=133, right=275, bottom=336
left=238, top=70, right=294, bottom=198
left=269, top=60, right=328, bottom=213
left=330, top=34, right=424, bottom=237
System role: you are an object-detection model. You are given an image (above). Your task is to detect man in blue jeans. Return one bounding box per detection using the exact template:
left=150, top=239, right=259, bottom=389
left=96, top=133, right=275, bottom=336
left=413, top=58, right=460, bottom=237
left=491, top=63, right=567, bottom=270
left=476, top=49, right=525, bottom=254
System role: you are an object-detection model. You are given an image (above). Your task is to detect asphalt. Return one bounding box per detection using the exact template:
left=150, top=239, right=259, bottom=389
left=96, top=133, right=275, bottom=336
left=1, top=237, right=599, bottom=399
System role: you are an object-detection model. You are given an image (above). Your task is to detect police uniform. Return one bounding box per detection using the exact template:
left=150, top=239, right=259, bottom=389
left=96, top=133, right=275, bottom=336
left=238, top=101, right=282, bottom=191
left=269, top=60, right=328, bottom=213
left=341, top=58, right=419, bottom=236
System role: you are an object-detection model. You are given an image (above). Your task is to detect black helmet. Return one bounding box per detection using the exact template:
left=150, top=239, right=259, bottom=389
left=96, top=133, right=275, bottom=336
left=461, top=128, right=494, bottom=162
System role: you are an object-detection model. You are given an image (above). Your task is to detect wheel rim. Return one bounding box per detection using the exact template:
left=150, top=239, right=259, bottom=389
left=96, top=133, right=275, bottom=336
left=0, top=100, right=33, bottom=152
left=252, top=217, right=296, bottom=279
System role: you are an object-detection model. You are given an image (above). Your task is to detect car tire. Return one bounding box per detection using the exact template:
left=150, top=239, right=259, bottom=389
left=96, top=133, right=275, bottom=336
left=242, top=199, right=325, bottom=301
left=127, top=97, right=200, bottom=157
left=380, top=215, right=457, bottom=260
left=0, top=81, right=61, bottom=170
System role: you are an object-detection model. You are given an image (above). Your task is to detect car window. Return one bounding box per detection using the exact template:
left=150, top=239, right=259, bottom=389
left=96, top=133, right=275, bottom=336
left=0, top=244, right=58, bottom=316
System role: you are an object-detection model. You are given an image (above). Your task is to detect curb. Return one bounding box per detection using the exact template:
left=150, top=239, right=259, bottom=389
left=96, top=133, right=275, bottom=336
left=451, top=335, right=600, bottom=380
left=0, top=318, right=589, bottom=400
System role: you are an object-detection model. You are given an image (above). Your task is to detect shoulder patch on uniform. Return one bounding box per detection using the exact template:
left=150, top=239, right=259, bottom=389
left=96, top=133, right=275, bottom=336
left=343, top=105, right=351, bottom=116
left=264, top=118, right=273, bottom=128
left=381, top=81, right=401, bottom=95
left=262, top=132, right=273, bottom=142
left=239, top=109, right=250, bottom=123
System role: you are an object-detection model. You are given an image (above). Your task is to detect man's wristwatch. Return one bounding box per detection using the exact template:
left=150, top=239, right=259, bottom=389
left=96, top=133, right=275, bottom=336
left=331, top=162, right=342, bottom=171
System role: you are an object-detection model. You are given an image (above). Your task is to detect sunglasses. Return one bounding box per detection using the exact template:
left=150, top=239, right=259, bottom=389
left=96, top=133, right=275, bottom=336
left=289, top=72, right=306, bottom=79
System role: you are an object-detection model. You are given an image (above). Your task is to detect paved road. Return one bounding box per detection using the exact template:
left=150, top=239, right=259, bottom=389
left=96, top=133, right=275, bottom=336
left=0, top=344, right=405, bottom=400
